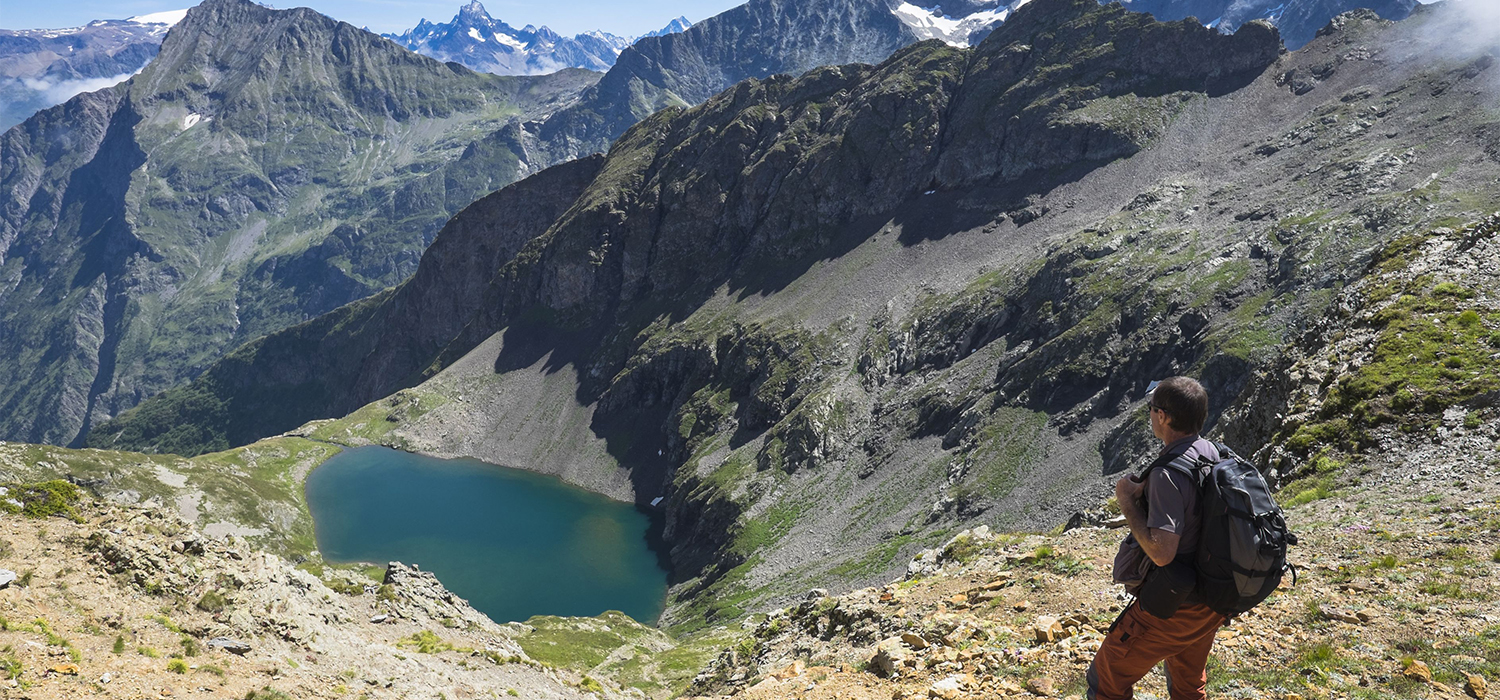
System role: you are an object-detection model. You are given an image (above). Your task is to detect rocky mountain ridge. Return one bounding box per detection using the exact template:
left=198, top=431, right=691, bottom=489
left=1119, top=0, right=1418, bottom=49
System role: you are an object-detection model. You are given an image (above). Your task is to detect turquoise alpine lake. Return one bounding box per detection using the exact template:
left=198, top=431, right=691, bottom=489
left=304, top=446, right=668, bottom=625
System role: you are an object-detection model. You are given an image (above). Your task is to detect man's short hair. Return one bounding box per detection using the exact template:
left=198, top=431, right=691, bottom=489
left=1153, top=376, right=1208, bottom=434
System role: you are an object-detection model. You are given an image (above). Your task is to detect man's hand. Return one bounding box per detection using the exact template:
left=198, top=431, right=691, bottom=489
left=1116, top=474, right=1179, bottom=567
left=1115, top=476, right=1144, bottom=506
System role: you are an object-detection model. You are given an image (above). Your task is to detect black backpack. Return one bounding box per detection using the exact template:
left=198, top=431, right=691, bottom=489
left=1154, top=443, right=1298, bottom=619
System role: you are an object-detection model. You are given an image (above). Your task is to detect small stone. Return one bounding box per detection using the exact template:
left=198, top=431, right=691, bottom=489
left=901, top=633, right=930, bottom=650
left=1028, top=676, right=1056, bottom=696
left=948, top=594, right=968, bottom=606
left=1468, top=672, right=1487, bottom=699
left=48, top=663, right=80, bottom=675
left=749, top=676, right=782, bottom=692
left=1013, top=600, right=1031, bottom=611
left=1034, top=616, right=1064, bottom=644
left=1404, top=660, right=1432, bottom=683
left=370, top=614, right=389, bottom=624
left=771, top=660, right=806, bottom=680
left=100, top=672, right=113, bottom=683
left=982, top=573, right=1013, bottom=589
left=0, top=570, right=15, bottom=589
left=1284, top=694, right=1303, bottom=700
left=207, top=638, right=252, bottom=655
left=928, top=676, right=963, bottom=699
left=1322, top=608, right=1362, bottom=624
left=1355, top=608, right=1377, bottom=623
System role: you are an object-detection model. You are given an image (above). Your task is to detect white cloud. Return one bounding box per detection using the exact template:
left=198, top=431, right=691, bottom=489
left=1402, top=0, right=1500, bottom=99
left=20, top=66, right=144, bottom=106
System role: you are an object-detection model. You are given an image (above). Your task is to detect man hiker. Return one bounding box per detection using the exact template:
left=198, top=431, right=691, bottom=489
left=1088, top=376, right=1225, bottom=700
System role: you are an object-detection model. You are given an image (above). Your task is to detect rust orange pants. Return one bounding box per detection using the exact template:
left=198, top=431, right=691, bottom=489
left=1086, top=602, right=1225, bottom=700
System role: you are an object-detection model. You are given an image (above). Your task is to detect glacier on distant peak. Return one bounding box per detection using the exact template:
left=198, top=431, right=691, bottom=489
left=127, top=9, right=190, bottom=27
left=890, top=0, right=1030, bottom=47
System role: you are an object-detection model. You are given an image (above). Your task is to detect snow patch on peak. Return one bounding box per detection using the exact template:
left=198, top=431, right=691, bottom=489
left=468, top=27, right=486, bottom=42
left=890, top=1, right=1027, bottom=47
left=126, top=9, right=189, bottom=26
left=494, top=32, right=527, bottom=49
left=641, top=16, right=693, bottom=38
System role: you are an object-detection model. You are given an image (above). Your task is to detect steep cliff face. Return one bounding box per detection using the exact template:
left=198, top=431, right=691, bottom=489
left=93, top=0, right=1500, bottom=626
left=0, top=0, right=598, bottom=447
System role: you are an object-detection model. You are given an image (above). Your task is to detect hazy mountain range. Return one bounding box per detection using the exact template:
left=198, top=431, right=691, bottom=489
left=0, top=10, right=185, bottom=130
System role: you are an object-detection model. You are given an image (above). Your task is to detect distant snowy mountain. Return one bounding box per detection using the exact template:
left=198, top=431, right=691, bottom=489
left=0, top=10, right=186, bottom=130
left=889, top=0, right=1031, bottom=46
left=382, top=1, right=692, bottom=76
left=641, top=16, right=693, bottom=38
left=889, top=0, right=1417, bottom=50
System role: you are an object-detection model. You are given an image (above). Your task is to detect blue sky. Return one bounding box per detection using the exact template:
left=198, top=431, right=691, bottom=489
left=1, top=0, right=743, bottom=37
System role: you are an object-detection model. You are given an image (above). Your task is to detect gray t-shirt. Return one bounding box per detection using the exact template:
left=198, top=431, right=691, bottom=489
left=1112, top=436, right=1219, bottom=589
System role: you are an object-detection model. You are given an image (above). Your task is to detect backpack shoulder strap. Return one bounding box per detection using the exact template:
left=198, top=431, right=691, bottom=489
left=1213, top=442, right=1241, bottom=461
left=1140, top=447, right=1207, bottom=488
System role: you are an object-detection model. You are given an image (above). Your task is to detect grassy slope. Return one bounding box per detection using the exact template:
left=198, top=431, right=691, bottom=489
left=0, top=437, right=339, bottom=560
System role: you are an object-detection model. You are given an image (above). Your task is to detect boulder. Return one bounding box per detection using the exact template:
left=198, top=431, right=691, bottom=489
left=0, top=569, right=15, bottom=589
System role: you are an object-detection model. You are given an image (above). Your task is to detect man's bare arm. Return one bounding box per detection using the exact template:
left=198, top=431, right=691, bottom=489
left=1116, top=477, right=1181, bottom=567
